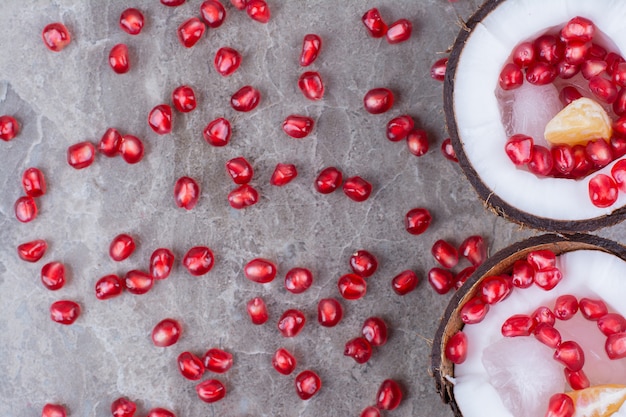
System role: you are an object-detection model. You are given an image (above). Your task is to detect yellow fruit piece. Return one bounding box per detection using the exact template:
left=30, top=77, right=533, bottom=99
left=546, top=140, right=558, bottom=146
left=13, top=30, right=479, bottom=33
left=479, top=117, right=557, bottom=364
left=544, top=97, right=613, bottom=146
left=565, top=384, right=626, bottom=417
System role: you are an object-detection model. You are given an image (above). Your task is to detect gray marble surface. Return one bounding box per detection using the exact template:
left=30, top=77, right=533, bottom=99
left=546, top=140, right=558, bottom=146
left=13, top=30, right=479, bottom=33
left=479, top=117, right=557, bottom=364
left=1, top=1, right=624, bottom=416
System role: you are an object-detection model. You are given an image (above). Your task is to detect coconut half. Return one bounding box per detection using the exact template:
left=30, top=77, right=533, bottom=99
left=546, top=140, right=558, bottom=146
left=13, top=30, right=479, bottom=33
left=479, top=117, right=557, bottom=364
left=430, top=233, right=626, bottom=417
left=445, top=0, right=626, bottom=232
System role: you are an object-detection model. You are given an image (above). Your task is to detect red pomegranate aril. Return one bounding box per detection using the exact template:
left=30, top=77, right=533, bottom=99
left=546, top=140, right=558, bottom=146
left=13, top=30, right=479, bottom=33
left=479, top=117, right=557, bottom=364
left=611, top=136, right=626, bottom=159
left=146, top=408, right=175, bottom=417
left=431, top=239, right=459, bottom=269
left=152, top=318, right=182, bottom=347
left=498, top=63, right=523, bottom=90
left=111, top=397, right=136, bottom=417
left=0, top=115, right=19, bottom=141
left=42, top=403, right=66, bottom=417
left=109, top=234, right=135, bottom=262
left=545, top=393, right=575, bottom=417
left=67, top=141, right=95, bottom=169
left=148, top=104, right=172, bottom=135
left=557, top=60, right=580, bottom=79
left=376, top=379, right=402, bottom=411
left=298, top=71, right=324, bottom=101
left=405, top=207, right=431, bottom=235
left=95, top=274, right=124, bottom=300
left=479, top=275, right=512, bottom=304
left=361, top=8, right=387, bottom=38
left=150, top=248, right=175, bottom=280
left=606, top=332, right=626, bottom=359
left=124, top=270, right=154, bottom=295
left=178, top=351, right=205, bottom=380
left=109, top=43, right=130, bottom=74
left=119, top=135, right=143, bottom=164
left=588, top=43, right=607, bottom=60
left=315, top=166, right=342, bottom=194
left=344, top=337, right=372, bottom=364
left=272, top=347, right=296, bottom=375
left=581, top=59, right=607, bottom=80
left=512, top=42, right=536, bottom=68
left=337, top=273, right=367, bottom=300
left=270, top=163, right=297, bottom=186
left=22, top=167, right=46, bottom=197
left=177, top=18, right=205, bottom=48
left=459, top=235, right=486, bottom=266
left=41, top=262, right=66, bottom=291
left=300, top=34, right=322, bottom=67
left=200, top=0, right=226, bottom=28
left=172, top=85, right=196, bottom=113
left=183, top=246, right=214, bottom=276
left=554, top=295, right=579, bottom=321
left=230, top=0, right=247, bottom=10
left=430, top=57, right=448, bottom=81
left=50, top=300, right=80, bottom=325
left=613, top=159, right=626, bottom=192
left=501, top=314, right=535, bottom=337
left=614, top=88, right=626, bottom=116
left=613, top=62, right=626, bottom=87
left=42, top=23, right=71, bottom=52
left=174, top=176, right=200, bottom=210
left=564, top=40, right=590, bottom=65
left=560, top=16, right=595, bottom=42
left=551, top=144, right=575, bottom=176
left=386, top=19, right=412, bottom=44
left=228, top=184, right=259, bottom=209
left=343, top=176, right=372, bottom=202
left=349, top=250, right=378, bottom=278
left=534, top=323, right=562, bottom=349
left=533, top=306, right=557, bottom=326
left=120, top=8, right=144, bottom=35
left=569, top=144, right=593, bottom=178
left=589, top=76, right=618, bottom=103
left=505, top=134, right=534, bottom=165
left=231, top=86, right=261, bottom=112
left=246, top=0, right=270, bottom=23
left=565, top=368, right=590, bottom=391
left=427, top=267, right=454, bottom=295
left=605, top=52, right=625, bottom=76
left=454, top=266, right=476, bottom=290
left=295, top=370, right=321, bottom=400
left=441, top=137, right=458, bottom=162
left=534, top=267, right=563, bottom=291
left=246, top=297, right=268, bottom=325
left=360, top=406, right=381, bottom=417
left=386, top=115, right=414, bottom=142
left=362, top=317, right=388, bottom=346
left=284, top=267, right=313, bottom=294
left=203, top=348, right=233, bottom=373
left=406, top=129, right=429, bottom=156
left=525, top=62, right=557, bottom=85
left=283, top=115, right=314, bottom=139
left=534, top=35, right=563, bottom=65
left=99, top=128, right=122, bottom=157
left=214, top=47, right=242, bottom=77
left=527, top=249, right=556, bottom=271
left=445, top=331, right=468, bottom=364
left=586, top=139, right=613, bottom=168
left=511, top=259, right=534, bottom=288
left=317, top=298, right=343, bottom=327
left=161, top=0, right=186, bottom=6
left=615, top=116, right=626, bottom=137
left=460, top=296, right=489, bottom=324
left=196, top=379, right=226, bottom=403
left=203, top=117, right=231, bottom=146
left=278, top=309, right=306, bottom=337
left=527, top=145, right=554, bottom=176
left=226, top=157, right=254, bottom=184
left=578, top=298, right=608, bottom=320
left=589, top=173, right=618, bottom=208
left=554, top=340, right=585, bottom=371
left=598, top=313, right=626, bottom=336
left=244, top=258, right=276, bottom=284
left=15, top=196, right=37, bottom=223
left=391, top=270, right=418, bottom=295
left=17, top=239, right=47, bottom=262
left=559, top=87, right=583, bottom=106
left=363, top=88, right=394, bottom=114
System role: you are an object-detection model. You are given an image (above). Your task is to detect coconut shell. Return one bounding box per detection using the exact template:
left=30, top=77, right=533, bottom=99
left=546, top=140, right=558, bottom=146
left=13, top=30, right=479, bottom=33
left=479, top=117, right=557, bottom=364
left=430, top=233, right=626, bottom=416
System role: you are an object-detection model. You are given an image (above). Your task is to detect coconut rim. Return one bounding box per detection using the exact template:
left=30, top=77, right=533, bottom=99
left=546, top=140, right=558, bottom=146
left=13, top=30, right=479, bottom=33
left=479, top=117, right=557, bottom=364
left=429, top=232, right=626, bottom=414
left=443, top=0, right=626, bottom=233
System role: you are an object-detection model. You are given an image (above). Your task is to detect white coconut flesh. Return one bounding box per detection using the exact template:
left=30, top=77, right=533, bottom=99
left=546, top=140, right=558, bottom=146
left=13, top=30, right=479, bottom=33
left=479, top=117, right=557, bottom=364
left=453, top=0, right=626, bottom=221
left=452, top=249, right=626, bottom=417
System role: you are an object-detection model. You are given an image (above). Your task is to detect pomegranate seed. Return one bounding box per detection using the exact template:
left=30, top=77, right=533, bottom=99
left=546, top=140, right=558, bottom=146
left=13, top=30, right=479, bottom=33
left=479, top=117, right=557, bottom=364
left=578, top=298, right=608, bottom=320
left=200, top=0, right=226, bottom=28
left=270, top=163, right=297, bottom=186
left=527, top=145, right=553, bottom=175
left=203, top=117, right=231, bottom=146
left=183, top=246, right=214, bottom=276
left=460, top=296, right=489, bottom=324
left=525, top=62, right=557, bottom=85
left=317, top=298, right=343, bottom=327
left=512, top=41, right=535, bottom=68
left=564, top=40, right=590, bottom=65
left=606, top=332, right=626, bottom=359
left=386, top=19, right=411, bottom=44
left=545, top=393, right=575, bottom=417
left=230, top=0, right=247, bottom=10
left=386, top=115, right=414, bottom=142
left=41, top=262, right=66, bottom=291
left=246, top=0, right=270, bottom=23
left=391, top=270, right=418, bottom=295
left=454, top=266, right=476, bottom=290
left=278, top=309, right=306, bottom=337
left=613, top=62, right=626, bottom=87
left=161, top=0, right=186, bottom=6
left=554, top=294, right=579, bottom=321
left=177, top=351, right=205, bottom=380
left=589, top=173, right=618, bottom=208
left=120, top=8, right=144, bottom=35
left=611, top=137, right=626, bottom=159
left=616, top=116, right=626, bottom=137
left=498, top=63, right=523, bottom=90
left=441, top=138, right=458, bottom=162
left=360, top=406, right=380, bottom=417
left=111, top=397, right=136, bottom=417
left=362, top=317, right=388, bottom=346
left=560, top=16, right=595, bottom=42
left=534, top=35, right=563, bottom=65
left=598, top=313, right=626, bottom=336
left=272, top=347, right=296, bottom=375
left=298, top=71, right=324, bottom=101
left=376, top=379, right=402, bottom=410
left=124, top=270, right=154, bottom=294
left=614, top=88, right=626, bottom=115
left=22, top=167, right=46, bottom=197
left=551, top=144, right=575, bottom=176
left=109, top=234, right=135, bottom=262
left=231, top=85, right=261, bottom=112
left=282, top=115, right=314, bottom=139
left=361, top=8, right=387, bottom=38
left=406, top=129, right=429, bottom=156
left=95, top=274, right=124, bottom=300
left=226, top=157, right=254, bottom=184
left=430, top=57, right=448, bottom=81
left=246, top=297, right=268, bottom=324
left=300, top=34, right=322, bottom=67
left=445, top=331, right=467, bottom=364
left=109, top=44, right=130, bottom=74
left=344, top=337, right=372, bottom=364
left=501, top=314, right=535, bottom=337
left=557, top=60, right=580, bottom=79
left=504, top=134, right=534, bottom=165
left=172, top=85, right=196, bottom=113
left=337, top=273, right=367, bottom=300
left=196, top=379, right=226, bottom=403
left=244, top=258, right=276, bottom=284
left=431, top=239, right=459, bottom=268
left=42, top=23, right=71, bottom=52
left=559, top=86, right=583, bottom=105
left=427, top=267, right=453, bottom=295
left=148, top=104, right=172, bottom=135
left=152, top=318, right=182, bottom=347
left=405, top=207, right=431, bottom=235
left=214, top=47, right=242, bottom=77
left=343, top=176, right=372, bottom=202
left=150, top=248, right=175, bottom=280
left=565, top=368, right=590, bottom=390
left=314, top=166, right=343, bottom=194
left=202, top=348, right=233, bottom=373
left=534, top=323, right=562, bottom=349
left=554, top=340, right=585, bottom=371
left=527, top=249, right=556, bottom=271
left=42, top=403, right=66, bottom=417
left=14, top=196, right=37, bottom=223
left=581, top=59, right=607, bottom=80
left=146, top=408, right=175, bottom=417
left=589, top=75, right=618, bottom=103
left=349, top=250, right=378, bottom=278
left=0, top=115, right=19, bottom=142
left=50, top=300, right=80, bottom=325
left=534, top=267, right=563, bottom=291
left=17, top=239, right=47, bottom=262
left=177, top=17, right=205, bottom=48
left=67, top=141, right=95, bottom=169
left=532, top=306, right=556, bottom=326
left=569, top=144, right=593, bottom=178
left=228, top=184, right=259, bottom=209
left=511, top=259, right=534, bottom=288
left=284, top=267, right=313, bottom=294
left=363, top=88, right=394, bottom=114
left=459, top=235, right=486, bottom=266
left=99, top=128, right=122, bottom=157
left=479, top=275, right=512, bottom=304
left=295, top=370, right=321, bottom=400
left=119, top=135, right=143, bottom=164
left=588, top=43, right=607, bottom=60
left=174, top=176, right=200, bottom=210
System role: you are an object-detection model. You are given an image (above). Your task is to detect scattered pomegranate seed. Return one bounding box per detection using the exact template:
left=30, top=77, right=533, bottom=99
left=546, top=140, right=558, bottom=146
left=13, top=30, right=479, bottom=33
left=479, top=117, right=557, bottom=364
left=431, top=239, right=459, bottom=269
left=161, top=0, right=186, bottom=6
left=42, top=403, right=66, bottom=417
left=337, top=273, right=367, bottom=300
left=360, top=406, right=381, bottom=417
left=99, top=128, right=122, bottom=157
left=534, top=267, right=563, bottom=291
left=460, top=296, right=489, bottom=324
left=174, top=176, right=200, bottom=210
left=203, top=117, right=232, bottom=146
left=553, top=340, right=585, bottom=371
left=172, top=85, right=197, bottom=113
left=228, top=184, right=259, bottom=209
left=527, top=145, right=553, bottom=176
left=444, top=331, right=468, bottom=364
left=545, top=393, right=575, bottom=417
left=386, top=115, right=414, bottom=142
left=14, top=196, right=37, bottom=223
left=109, top=44, right=130, bottom=74
left=42, top=23, right=71, bottom=52
left=150, top=248, right=175, bottom=280
left=295, top=370, right=321, bottom=400
left=124, top=270, right=154, bottom=295
left=554, top=295, right=579, bottom=321
left=111, top=397, right=137, bottom=417
left=284, top=267, right=313, bottom=294
left=349, top=250, right=378, bottom=278
left=363, top=88, right=394, bottom=114
left=511, top=259, right=534, bottom=288
left=22, top=167, right=46, bottom=197
left=406, top=129, right=429, bottom=156
left=565, top=368, right=590, bottom=390
left=317, top=298, right=343, bottom=327
left=214, top=47, right=242, bottom=77
left=589, top=173, right=619, bottom=208
left=552, top=144, right=575, bottom=176
left=525, top=62, right=557, bottom=85
left=578, top=298, right=608, bottom=320
left=559, top=86, right=583, bottom=105
left=376, top=379, right=402, bottom=410
left=120, top=8, right=144, bottom=35
left=272, top=347, right=296, bottom=375
left=362, top=317, right=388, bottom=346
left=177, top=17, right=206, bottom=48
left=344, top=337, right=372, bottom=364
left=17, top=239, right=47, bottom=262
left=405, top=208, right=431, bottom=235
left=441, top=138, right=458, bottom=162
left=557, top=61, right=580, bottom=80
left=182, top=246, right=214, bottom=276
left=315, top=166, right=343, bottom=194
left=109, top=234, right=135, bottom=262
left=298, top=71, right=324, bottom=101
left=343, top=176, right=372, bottom=202
left=50, top=300, right=80, bottom=325
left=597, top=313, right=626, bottom=336
left=458, top=235, right=486, bottom=266
left=589, top=75, right=618, bottom=103
left=606, top=332, right=626, bottom=359
left=427, top=268, right=454, bottom=295
left=200, top=0, right=226, bottom=28
left=95, top=274, right=124, bottom=300
left=300, top=34, right=322, bottom=67
left=454, top=266, right=476, bottom=290
left=430, top=57, right=448, bottom=82
left=226, top=157, right=254, bottom=184
left=246, top=297, right=269, bottom=324
left=146, top=408, right=175, bottom=417
left=498, top=63, right=523, bottom=90
left=479, top=275, right=512, bottom=304
left=148, top=104, right=173, bottom=135
left=119, top=135, right=144, bottom=164
left=511, top=41, right=535, bottom=68
left=534, top=323, right=562, bottom=349
left=560, top=16, right=595, bottom=43
left=246, top=0, right=270, bottom=23
left=196, top=379, right=226, bottom=403
left=534, top=35, right=564, bottom=65
left=244, top=258, right=276, bottom=283
left=282, top=115, right=314, bottom=138
left=230, top=0, right=247, bottom=10
left=362, top=7, right=387, bottom=38
left=501, top=314, right=535, bottom=337
left=178, top=351, right=205, bottom=380
left=270, top=163, right=297, bottom=186
left=203, top=348, right=233, bottom=373
left=527, top=249, right=556, bottom=271
left=67, top=141, right=95, bottom=169
left=231, top=85, right=261, bottom=112
left=532, top=306, right=557, bottom=326
left=386, top=19, right=411, bottom=44
left=41, top=261, right=66, bottom=291
left=0, top=115, right=19, bottom=142
left=152, top=318, right=182, bottom=347
left=278, top=309, right=306, bottom=337
left=505, top=134, right=534, bottom=165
